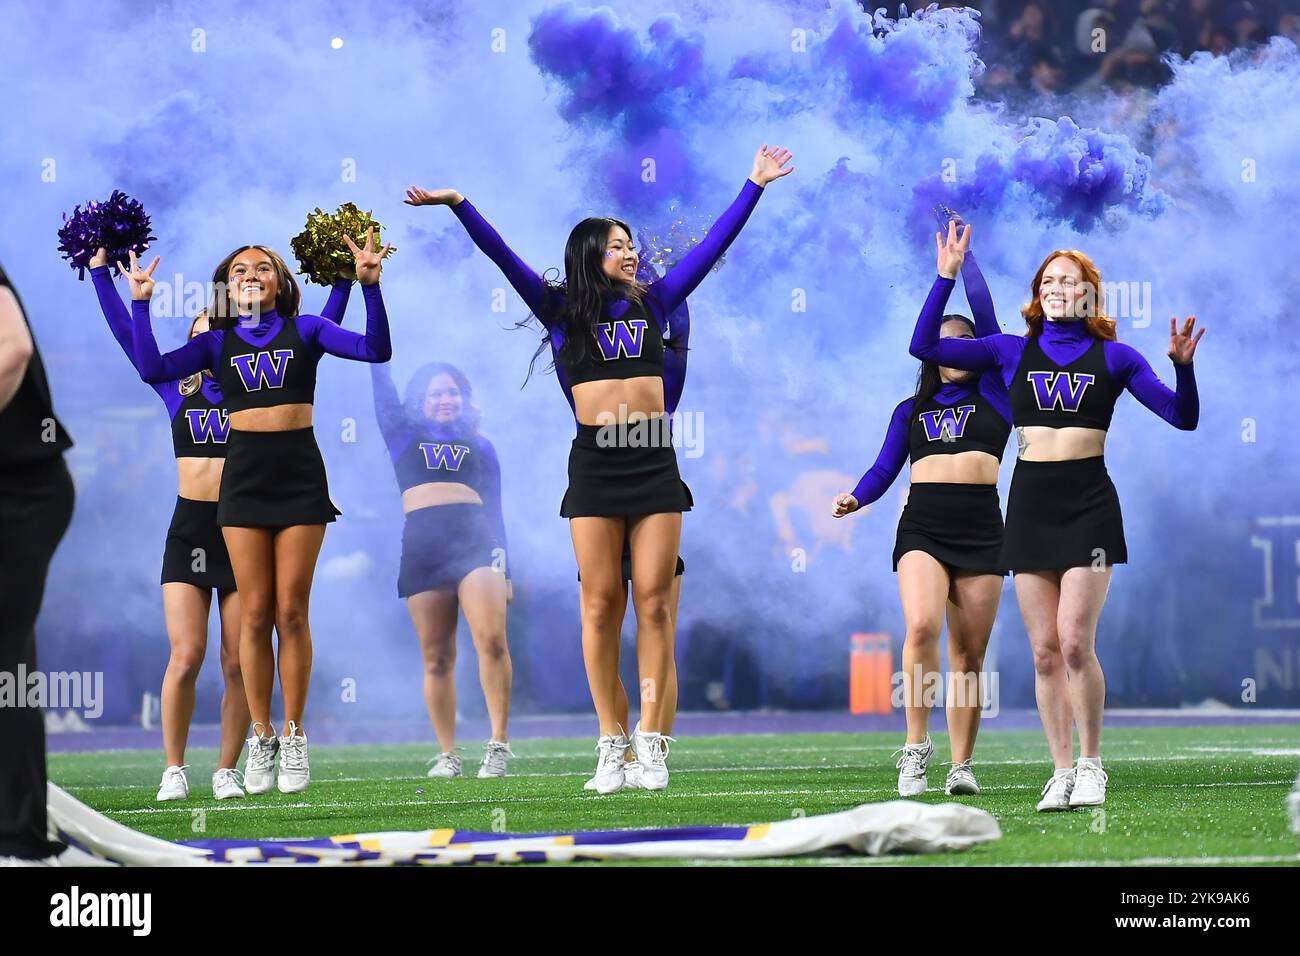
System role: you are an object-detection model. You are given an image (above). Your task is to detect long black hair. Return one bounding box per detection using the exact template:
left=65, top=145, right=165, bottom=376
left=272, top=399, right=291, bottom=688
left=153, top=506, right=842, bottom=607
left=913, top=313, right=977, bottom=407
left=404, top=361, right=481, bottom=437
left=523, top=216, right=655, bottom=384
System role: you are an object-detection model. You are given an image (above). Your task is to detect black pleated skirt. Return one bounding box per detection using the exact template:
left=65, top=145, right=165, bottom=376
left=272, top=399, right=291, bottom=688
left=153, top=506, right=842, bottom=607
left=560, top=421, right=693, bottom=518
left=398, top=503, right=505, bottom=598
left=893, top=482, right=1005, bottom=575
left=216, top=427, right=340, bottom=529
left=1000, top=456, right=1127, bottom=572
left=161, top=496, right=236, bottom=590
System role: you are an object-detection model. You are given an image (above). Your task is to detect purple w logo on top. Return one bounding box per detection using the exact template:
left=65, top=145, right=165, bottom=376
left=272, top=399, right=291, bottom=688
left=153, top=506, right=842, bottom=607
left=229, top=349, right=294, bottom=392
left=419, top=442, right=469, bottom=471
left=1027, top=371, right=1095, bottom=413
left=919, top=404, right=975, bottom=442
left=185, top=408, right=230, bottom=444
left=596, top=318, right=647, bottom=361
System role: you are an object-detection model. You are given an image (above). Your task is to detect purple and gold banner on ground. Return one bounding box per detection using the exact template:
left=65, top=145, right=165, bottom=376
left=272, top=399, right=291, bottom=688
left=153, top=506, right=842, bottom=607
left=48, top=785, right=999, bottom=866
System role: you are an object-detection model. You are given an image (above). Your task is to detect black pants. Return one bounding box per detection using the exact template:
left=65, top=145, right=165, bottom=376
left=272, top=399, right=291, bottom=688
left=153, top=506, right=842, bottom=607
left=0, top=457, right=74, bottom=859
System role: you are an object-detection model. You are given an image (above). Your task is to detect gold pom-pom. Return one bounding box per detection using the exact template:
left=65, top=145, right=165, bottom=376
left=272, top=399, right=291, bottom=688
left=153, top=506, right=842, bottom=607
left=290, top=202, right=395, bottom=286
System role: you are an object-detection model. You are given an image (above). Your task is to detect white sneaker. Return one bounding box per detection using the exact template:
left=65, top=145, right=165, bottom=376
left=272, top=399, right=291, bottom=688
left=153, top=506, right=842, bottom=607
left=1069, top=760, right=1107, bottom=807
left=893, top=736, right=934, bottom=797
left=427, top=752, right=463, bottom=778
left=277, top=722, right=310, bottom=794
left=622, top=760, right=645, bottom=789
left=478, top=740, right=513, bottom=778
left=591, top=734, right=630, bottom=794
left=1036, top=768, right=1075, bottom=811
left=944, top=760, right=980, bottom=795
left=212, top=767, right=245, bottom=800
left=243, top=724, right=279, bottom=795
left=631, top=723, right=674, bottom=791
left=156, top=765, right=189, bottom=801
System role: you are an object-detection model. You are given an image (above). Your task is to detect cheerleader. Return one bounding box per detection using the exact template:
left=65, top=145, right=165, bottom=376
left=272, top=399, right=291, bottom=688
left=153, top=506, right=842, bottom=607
left=583, top=287, right=689, bottom=790
left=371, top=358, right=513, bottom=778
left=832, top=222, right=1008, bottom=797
left=87, top=248, right=351, bottom=801
left=126, top=230, right=392, bottom=796
left=405, top=145, right=793, bottom=792
left=910, top=222, right=1203, bottom=810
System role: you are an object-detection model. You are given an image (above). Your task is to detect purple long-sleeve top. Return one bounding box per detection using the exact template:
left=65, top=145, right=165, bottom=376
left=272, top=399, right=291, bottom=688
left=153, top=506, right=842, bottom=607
left=849, top=256, right=1010, bottom=507
left=90, top=265, right=352, bottom=417
left=909, top=275, right=1199, bottom=430
left=131, top=283, right=390, bottom=387
left=450, top=178, right=762, bottom=416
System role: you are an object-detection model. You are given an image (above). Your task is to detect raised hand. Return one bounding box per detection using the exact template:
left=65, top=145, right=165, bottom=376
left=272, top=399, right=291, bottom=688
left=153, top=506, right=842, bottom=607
left=117, top=250, right=160, bottom=301
left=935, top=219, right=971, bottom=280
left=404, top=186, right=463, bottom=207
left=750, top=145, right=795, bottom=187
left=343, top=227, right=394, bottom=286
left=1168, top=315, right=1205, bottom=365
left=89, top=246, right=109, bottom=270
left=831, top=492, right=860, bottom=518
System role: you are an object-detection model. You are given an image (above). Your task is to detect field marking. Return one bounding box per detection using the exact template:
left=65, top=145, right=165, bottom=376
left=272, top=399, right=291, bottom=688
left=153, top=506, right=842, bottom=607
left=89, top=776, right=1296, bottom=818
left=59, top=751, right=1300, bottom=792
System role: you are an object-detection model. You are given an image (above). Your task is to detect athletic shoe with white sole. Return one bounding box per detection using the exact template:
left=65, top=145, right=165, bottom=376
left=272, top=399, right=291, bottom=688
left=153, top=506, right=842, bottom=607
left=631, top=723, right=674, bottom=791
left=622, top=760, right=646, bottom=789
left=478, top=740, right=513, bottom=778
left=1069, top=760, right=1107, bottom=807
left=427, top=752, right=463, bottom=778
left=893, top=736, right=935, bottom=797
left=590, top=734, right=630, bottom=794
left=156, top=765, right=189, bottom=802
left=944, top=760, right=980, bottom=795
left=212, top=767, right=245, bottom=800
left=1036, top=768, right=1075, bottom=811
left=243, top=725, right=279, bottom=795
left=277, top=722, right=310, bottom=794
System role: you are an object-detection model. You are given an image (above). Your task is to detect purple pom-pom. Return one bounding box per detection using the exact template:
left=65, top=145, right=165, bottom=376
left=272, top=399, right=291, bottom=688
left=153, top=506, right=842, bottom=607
left=57, top=190, right=157, bottom=279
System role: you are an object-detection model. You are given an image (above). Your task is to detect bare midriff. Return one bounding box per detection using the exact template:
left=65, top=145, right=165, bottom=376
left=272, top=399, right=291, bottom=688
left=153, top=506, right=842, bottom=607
left=176, top=458, right=225, bottom=502
left=401, top=482, right=483, bottom=514
left=1017, top=425, right=1106, bottom=462
left=572, top=376, right=664, bottom=426
left=910, top=450, right=1001, bottom=486
left=229, top=404, right=314, bottom=432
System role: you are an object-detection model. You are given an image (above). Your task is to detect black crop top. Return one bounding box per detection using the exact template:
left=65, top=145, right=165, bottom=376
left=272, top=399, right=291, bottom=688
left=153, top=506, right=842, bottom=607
left=1008, top=336, right=1122, bottom=431
left=908, top=385, right=1011, bottom=464
left=558, top=296, right=665, bottom=388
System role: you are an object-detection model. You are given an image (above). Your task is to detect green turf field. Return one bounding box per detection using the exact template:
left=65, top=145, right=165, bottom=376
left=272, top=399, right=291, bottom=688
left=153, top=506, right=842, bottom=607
left=50, top=725, right=1300, bottom=865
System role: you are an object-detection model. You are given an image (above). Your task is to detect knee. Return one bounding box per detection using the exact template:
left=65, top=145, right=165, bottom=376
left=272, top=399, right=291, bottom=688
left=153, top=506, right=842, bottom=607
left=949, top=647, right=983, bottom=675
left=424, top=641, right=456, bottom=678
left=275, top=602, right=310, bottom=639
left=218, top=646, right=242, bottom=685
left=1030, top=639, right=1062, bottom=676
left=1057, top=628, right=1095, bottom=671
left=168, top=648, right=204, bottom=682
left=903, top=620, right=942, bottom=649
left=582, top=588, right=624, bottom=632
left=242, top=599, right=275, bottom=637
left=632, top=587, right=673, bottom=630
left=475, top=630, right=509, bottom=663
